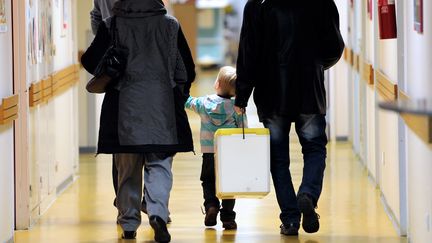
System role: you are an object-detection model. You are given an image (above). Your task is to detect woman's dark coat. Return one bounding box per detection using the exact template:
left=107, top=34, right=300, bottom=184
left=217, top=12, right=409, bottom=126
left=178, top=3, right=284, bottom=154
left=81, top=0, right=196, bottom=154
left=235, top=0, right=345, bottom=120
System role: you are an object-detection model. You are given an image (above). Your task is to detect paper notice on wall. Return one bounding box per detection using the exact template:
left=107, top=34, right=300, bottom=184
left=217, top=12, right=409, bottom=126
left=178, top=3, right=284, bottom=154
left=0, top=0, right=7, bottom=33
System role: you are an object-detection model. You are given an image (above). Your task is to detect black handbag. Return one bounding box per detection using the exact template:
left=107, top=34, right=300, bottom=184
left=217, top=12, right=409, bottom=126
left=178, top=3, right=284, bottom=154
left=86, top=17, right=127, bottom=93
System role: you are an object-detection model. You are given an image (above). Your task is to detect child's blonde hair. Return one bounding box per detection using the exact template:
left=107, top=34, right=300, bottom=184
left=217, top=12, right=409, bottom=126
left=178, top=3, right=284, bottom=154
left=217, top=66, right=237, bottom=97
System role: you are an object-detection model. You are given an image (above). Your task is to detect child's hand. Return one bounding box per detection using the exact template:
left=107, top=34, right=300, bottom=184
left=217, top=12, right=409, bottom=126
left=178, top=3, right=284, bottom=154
left=234, top=106, right=245, bottom=115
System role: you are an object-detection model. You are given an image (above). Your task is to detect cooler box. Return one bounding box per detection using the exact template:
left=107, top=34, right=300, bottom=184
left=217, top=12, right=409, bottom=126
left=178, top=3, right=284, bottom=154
left=214, top=128, right=271, bottom=199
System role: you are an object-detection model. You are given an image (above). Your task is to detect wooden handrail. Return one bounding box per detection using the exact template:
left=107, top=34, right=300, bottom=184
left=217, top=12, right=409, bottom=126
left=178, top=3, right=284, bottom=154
left=0, top=94, right=19, bottom=125
left=29, top=64, right=79, bottom=107
left=353, top=53, right=360, bottom=72
left=397, top=91, right=431, bottom=144
left=375, top=70, right=398, bottom=101
left=361, top=58, right=374, bottom=86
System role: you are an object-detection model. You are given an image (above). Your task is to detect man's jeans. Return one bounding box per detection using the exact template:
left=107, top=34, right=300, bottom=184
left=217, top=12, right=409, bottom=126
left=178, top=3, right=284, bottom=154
left=263, top=114, right=327, bottom=225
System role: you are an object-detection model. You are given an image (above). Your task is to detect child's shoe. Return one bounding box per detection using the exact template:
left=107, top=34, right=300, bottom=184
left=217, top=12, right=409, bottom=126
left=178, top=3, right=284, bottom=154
left=220, top=207, right=236, bottom=229
left=222, top=220, right=237, bottom=230
left=204, top=206, right=219, bottom=226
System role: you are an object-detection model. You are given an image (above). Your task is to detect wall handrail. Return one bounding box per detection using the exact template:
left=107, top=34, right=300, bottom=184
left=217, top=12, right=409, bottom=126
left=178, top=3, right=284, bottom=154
left=360, top=57, right=374, bottom=86
left=375, top=70, right=398, bottom=101
left=0, top=94, right=19, bottom=125
left=29, top=64, right=79, bottom=108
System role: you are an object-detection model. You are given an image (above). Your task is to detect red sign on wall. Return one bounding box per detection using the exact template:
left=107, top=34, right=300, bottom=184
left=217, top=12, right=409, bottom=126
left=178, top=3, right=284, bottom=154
left=378, top=0, right=397, bottom=39
left=367, top=0, right=373, bottom=20
left=414, top=0, right=423, bottom=33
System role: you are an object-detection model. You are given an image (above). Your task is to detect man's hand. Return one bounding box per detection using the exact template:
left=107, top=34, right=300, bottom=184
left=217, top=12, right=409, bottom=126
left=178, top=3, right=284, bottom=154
left=234, top=106, right=245, bottom=115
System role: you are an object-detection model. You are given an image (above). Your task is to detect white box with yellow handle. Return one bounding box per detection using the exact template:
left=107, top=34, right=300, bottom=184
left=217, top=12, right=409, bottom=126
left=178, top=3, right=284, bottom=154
left=214, top=128, right=271, bottom=199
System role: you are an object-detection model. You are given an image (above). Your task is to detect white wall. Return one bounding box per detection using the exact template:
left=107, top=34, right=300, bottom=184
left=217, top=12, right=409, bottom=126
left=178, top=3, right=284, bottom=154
left=337, top=0, right=405, bottom=233
left=376, top=10, right=401, bottom=230
left=364, top=7, right=377, bottom=180
left=77, top=0, right=92, bottom=149
left=405, top=0, right=432, bottom=242
left=330, top=0, right=349, bottom=140
left=52, top=0, right=79, bottom=192
left=0, top=1, right=15, bottom=241
left=77, top=0, right=105, bottom=152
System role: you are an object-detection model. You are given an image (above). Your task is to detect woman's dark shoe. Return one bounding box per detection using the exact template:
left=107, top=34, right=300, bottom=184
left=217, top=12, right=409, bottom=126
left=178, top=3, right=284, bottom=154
left=222, top=220, right=237, bottom=230
left=122, top=231, right=137, bottom=239
left=149, top=215, right=171, bottom=243
left=204, top=207, right=219, bottom=226
left=142, top=203, right=172, bottom=224
left=280, top=223, right=299, bottom=236
left=297, top=193, right=320, bottom=233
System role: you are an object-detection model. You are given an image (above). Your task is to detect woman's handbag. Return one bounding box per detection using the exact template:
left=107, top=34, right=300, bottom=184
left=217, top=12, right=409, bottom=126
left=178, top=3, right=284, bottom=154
left=85, top=17, right=127, bottom=93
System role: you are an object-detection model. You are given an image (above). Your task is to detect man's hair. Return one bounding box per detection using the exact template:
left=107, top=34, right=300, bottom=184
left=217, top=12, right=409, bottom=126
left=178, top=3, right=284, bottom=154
left=217, top=66, right=237, bottom=97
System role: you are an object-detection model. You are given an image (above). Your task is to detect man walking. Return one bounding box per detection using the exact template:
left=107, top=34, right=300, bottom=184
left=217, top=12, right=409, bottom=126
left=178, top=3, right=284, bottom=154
left=235, top=0, right=344, bottom=236
left=90, top=0, right=117, bottom=34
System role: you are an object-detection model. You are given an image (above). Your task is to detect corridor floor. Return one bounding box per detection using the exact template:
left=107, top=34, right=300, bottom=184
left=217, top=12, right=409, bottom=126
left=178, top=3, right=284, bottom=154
left=15, top=71, right=407, bottom=243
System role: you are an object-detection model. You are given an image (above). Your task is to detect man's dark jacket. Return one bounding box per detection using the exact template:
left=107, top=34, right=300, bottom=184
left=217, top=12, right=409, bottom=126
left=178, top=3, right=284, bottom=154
left=81, top=0, right=195, bottom=154
left=235, top=0, right=345, bottom=120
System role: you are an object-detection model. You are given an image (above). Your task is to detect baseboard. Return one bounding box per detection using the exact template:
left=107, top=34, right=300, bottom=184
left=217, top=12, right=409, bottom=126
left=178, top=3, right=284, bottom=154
left=79, top=146, right=97, bottom=154
left=335, top=136, right=349, bottom=142
left=26, top=175, right=76, bottom=229
left=366, top=170, right=378, bottom=188
left=7, top=235, right=13, bottom=243
left=56, top=175, right=74, bottom=195
left=380, top=193, right=404, bottom=236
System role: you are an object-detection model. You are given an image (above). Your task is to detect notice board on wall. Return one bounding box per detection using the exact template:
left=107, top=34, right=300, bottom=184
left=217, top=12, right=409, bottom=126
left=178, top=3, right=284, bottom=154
left=172, top=0, right=197, bottom=60
left=27, top=0, right=56, bottom=65
left=0, top=0, right=7, bottom=33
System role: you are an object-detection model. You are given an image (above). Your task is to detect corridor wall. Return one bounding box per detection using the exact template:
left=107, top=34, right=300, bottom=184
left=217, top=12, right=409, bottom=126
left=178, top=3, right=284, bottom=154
left=25, top=0, right=79, bottom=225
left=342, top=0, right=405, bottom=235
left=376, top=1, right=402, bottom=230
left=0, top=1, right=15, bottom=242
left=77, top=0, right=100, bottom=152
left=347, top=1, right=359, bottom=154
left=341, top=0, right=432, bottom=241
left=329, top=0, right=349, bottom=141
left=404, top=1, right=432, bottom=242
left=364, top=4, right=377, bottom=181
left=376, top=39, right=401, bottom=231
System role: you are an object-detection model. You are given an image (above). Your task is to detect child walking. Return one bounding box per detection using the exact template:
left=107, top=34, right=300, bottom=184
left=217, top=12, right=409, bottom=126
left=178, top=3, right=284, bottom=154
left=185, top=66, right=247, bottom=230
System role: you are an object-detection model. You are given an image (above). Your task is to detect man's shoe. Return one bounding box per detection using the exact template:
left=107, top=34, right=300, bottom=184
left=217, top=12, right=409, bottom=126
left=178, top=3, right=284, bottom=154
left=204, top=207, right=219, bottom=226
left=222, top=220, right=237, bottom=230
left=297, top=193, right=320, bottom=233
left=122, top=231, right=137, bottom=239
left=149, top=215, right=171, bottom=243
left=280, top=223, right=299, bottom=236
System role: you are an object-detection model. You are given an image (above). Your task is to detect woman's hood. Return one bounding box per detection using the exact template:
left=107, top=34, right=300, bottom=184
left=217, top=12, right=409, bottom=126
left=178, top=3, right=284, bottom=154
left=113, top=0, right=167, bottom=17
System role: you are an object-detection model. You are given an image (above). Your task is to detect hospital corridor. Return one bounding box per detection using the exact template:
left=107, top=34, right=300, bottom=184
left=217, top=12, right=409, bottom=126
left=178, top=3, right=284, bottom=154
left=0, top=0, right=431, bottom=243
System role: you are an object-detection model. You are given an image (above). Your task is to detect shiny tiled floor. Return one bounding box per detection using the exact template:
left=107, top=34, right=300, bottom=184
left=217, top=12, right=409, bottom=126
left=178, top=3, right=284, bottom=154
left=15, top=71, right=407, bottom=243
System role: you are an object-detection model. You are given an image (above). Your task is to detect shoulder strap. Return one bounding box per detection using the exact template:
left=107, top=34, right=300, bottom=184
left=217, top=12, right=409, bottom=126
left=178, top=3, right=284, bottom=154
left=109, top=16, right=117, bottom=47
